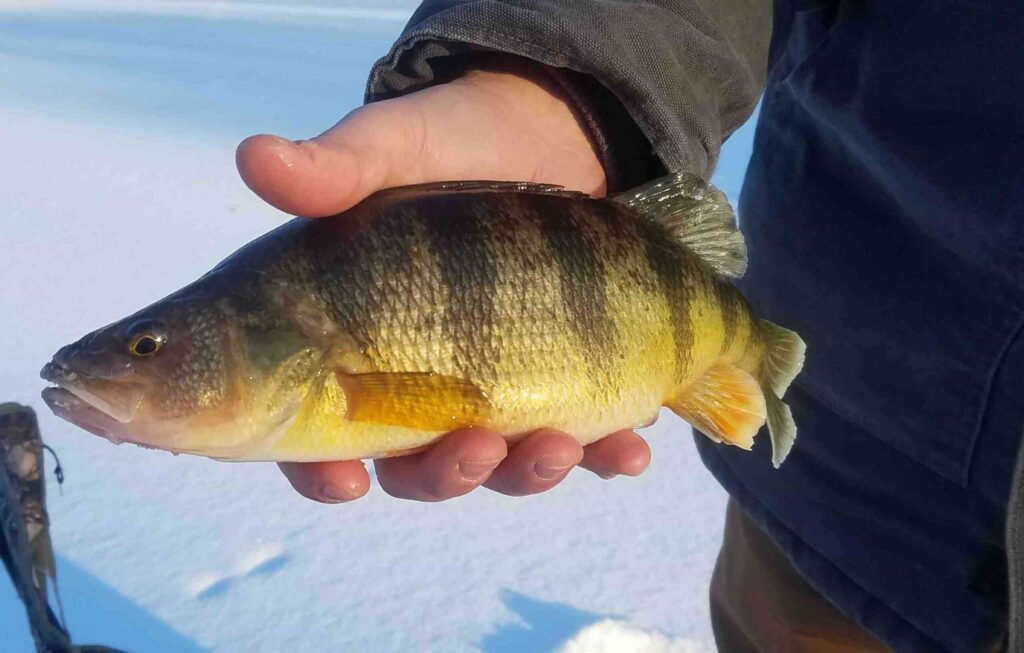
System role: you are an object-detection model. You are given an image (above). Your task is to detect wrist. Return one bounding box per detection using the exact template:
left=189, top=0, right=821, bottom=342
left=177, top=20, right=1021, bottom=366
left=447, top=53, right=608, bottom=194
left=451, top=53, right=663, bottom=194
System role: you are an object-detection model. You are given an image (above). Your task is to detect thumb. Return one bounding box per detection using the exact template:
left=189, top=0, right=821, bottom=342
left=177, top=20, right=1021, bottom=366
left=235, top=102, right=407, bottom=218
left=237, top=64, right=606, bottom=218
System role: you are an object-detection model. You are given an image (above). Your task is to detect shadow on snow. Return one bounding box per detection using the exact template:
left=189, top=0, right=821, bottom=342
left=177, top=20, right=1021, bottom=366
left=480, top=589, right=618, bottom=653
left=2, top=554, right=207, bottom=653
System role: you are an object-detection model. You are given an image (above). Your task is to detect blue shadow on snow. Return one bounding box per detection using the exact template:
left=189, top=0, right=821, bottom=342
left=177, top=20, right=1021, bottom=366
left=480, top=589, right=615, bottom=653
left=196, top=551, right=291, bottom=601
left=1, top=554, right=207, bottom=653
left=246, top=553, right=290, bottom=578
left=196, top=577, right=233, bottom=602
left=0, top=13, right=399, bottom=141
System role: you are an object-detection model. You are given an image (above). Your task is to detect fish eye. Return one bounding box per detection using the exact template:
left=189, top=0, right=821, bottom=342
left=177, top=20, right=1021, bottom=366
left=126, top=320, right=168, bottom=358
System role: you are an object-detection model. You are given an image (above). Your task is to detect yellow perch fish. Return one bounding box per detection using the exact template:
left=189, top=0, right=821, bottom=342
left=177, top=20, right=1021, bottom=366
left=40, top=174, right=805, bottom=466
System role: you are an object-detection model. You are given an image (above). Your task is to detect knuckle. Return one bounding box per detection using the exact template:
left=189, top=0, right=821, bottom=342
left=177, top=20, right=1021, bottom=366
left=374, top=466, right=412, bottom=500
left=425, top=472, right=459, bottom=501
left=491, top=468, right=551, bottom=497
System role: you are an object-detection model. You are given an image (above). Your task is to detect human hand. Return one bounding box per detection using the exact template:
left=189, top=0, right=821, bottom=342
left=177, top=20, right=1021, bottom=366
left=237, top=58, right=651, bottom=503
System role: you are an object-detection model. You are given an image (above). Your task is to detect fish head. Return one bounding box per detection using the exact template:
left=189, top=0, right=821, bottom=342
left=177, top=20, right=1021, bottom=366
left=40, top=294, right=259, bottom=457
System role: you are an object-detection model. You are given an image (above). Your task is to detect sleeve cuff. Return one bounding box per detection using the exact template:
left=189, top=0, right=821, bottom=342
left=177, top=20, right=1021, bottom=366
left=363, top=1, right=767, bottom=183
left=541, top=65, right=666, bottom=193
left=364, top=42, right=663, bottom=193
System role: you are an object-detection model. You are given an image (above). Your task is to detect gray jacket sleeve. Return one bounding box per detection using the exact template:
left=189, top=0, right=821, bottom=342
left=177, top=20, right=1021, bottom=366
left=365, top=0, right=771, bottom=188
left=1008, top=443, right=1024, bottom=653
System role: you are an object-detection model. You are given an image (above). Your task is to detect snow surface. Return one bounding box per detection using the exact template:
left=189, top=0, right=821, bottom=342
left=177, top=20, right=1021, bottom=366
left=0, top=5, right=756, bottom=651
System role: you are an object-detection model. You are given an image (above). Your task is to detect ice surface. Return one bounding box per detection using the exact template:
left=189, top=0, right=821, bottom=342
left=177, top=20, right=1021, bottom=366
left=558, top=620, right=715, bottom=653
left=0, top=5, right=757, bottom=651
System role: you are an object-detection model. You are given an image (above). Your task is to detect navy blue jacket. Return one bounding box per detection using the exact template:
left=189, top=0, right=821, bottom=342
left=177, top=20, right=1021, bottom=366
left=366, top=1, right=1023, bottom=650
left=700, top=2, right=1023, bottom=650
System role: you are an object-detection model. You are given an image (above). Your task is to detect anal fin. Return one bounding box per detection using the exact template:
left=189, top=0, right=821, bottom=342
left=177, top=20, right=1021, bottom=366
left=666, top=364, right=766, bottom=449
left=338, top=371, right=491, bottom=432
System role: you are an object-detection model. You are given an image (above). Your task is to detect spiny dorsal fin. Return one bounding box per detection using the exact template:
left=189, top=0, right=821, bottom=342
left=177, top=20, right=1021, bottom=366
left=613, top=172, right=747, bottom=278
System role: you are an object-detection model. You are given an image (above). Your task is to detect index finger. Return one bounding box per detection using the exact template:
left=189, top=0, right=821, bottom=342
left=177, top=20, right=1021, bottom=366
left=578, top=430, right=652, bottom=479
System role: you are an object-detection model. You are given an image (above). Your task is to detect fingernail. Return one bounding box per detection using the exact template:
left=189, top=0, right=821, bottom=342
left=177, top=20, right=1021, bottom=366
left=320, top=482, right=357, bottom=503
left=459, top=460, right=501, bottom=482
left=599, top=472, right=618, bottom=481
left=534, top=462, right=573, bottom=480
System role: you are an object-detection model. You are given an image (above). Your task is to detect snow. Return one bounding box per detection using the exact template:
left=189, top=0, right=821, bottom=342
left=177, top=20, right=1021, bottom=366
left=0, top=1, right=413, bottom=26
left=557, top=620, right=715, bottom=653
left=0, top=5, right=756, bottom=651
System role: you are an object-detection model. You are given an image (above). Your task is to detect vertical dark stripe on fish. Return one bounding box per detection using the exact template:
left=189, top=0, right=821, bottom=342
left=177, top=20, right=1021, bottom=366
left=532, top=200, right=616, bottom=365
left=715, top=278, right=738, bottom=355
left=302, top=208, right=419, bottom=353
left=421, top=195, right=500, bottom=379
left=363, top=208, right=425, bottom=344
left=599, top=205, right=656, bottom=294
left=639, top=221, right=693, bottom=378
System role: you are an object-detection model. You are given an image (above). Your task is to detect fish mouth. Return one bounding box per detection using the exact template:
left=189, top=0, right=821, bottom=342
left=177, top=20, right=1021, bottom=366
left=41, top=381, right=238, bottom=459
left=40, top=386, right=133, bottom=443
left=40, top=360, right=143, bottom=426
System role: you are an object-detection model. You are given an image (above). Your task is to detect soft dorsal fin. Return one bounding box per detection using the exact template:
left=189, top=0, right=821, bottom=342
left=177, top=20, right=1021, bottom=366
left=374, top=180, right=591, bottom=201
left=613, top=173, right=747, bottom=278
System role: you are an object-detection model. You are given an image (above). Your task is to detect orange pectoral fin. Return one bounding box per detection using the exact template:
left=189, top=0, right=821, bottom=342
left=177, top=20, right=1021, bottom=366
left=337, top=371, right=491, bottom=432
left=666, top=364, right=767, bottom=450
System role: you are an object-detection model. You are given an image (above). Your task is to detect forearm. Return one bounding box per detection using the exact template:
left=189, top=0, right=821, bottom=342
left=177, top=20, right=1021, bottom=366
left=365, top=0, right=772, bottom=189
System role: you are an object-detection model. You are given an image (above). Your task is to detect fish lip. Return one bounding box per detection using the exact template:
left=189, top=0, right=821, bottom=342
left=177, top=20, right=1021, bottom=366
left=40, top=360, right=75, bottom=385
left=41, top=387, right=220, bottom=459
left=43, top=345, right=133, bottom=382
left=41, top=387, right=128, bottom=443
left=40, top=360, right=143, bottom=424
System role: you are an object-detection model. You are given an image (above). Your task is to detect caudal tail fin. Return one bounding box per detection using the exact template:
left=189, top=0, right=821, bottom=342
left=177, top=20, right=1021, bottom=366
left=758, top=320, right=806, bottom=467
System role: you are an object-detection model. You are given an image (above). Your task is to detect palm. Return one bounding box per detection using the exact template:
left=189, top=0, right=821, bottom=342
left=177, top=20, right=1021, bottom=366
left=237, top=62, right=649, bottom=503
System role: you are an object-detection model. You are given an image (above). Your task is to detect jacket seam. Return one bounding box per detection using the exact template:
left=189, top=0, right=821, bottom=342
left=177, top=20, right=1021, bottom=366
left=964, top=308, right=1024, bottom=488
